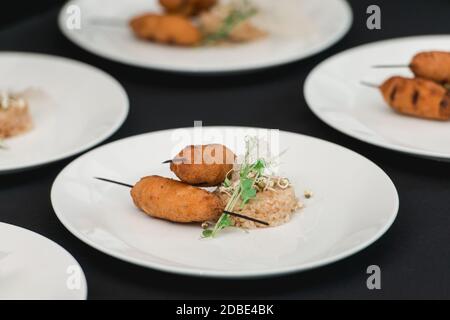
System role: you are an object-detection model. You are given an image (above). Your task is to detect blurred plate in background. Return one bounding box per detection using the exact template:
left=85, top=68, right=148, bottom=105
left=59, top=0, right=352, bottom=73
left=304, top=35, right=450, bottom=161
left=0, top=53, right=128, bottom=174
left=0, top=223, right=87, bottom=300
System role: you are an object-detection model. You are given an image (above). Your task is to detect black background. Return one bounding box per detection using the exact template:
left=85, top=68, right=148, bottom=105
left=1, top=0, right=450, bottom=299
left=0, top=0, right=63, bottom=28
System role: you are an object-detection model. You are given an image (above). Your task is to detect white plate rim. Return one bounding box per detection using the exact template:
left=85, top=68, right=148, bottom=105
left=304, top=34, right=450, bottom=161
left=0, top=222, right=88, bottom=300
left=58, top=0, right=353, bottom=74
left=51, top=126, right=399, bottom=278
left=0, top=52, right=129, bottom=173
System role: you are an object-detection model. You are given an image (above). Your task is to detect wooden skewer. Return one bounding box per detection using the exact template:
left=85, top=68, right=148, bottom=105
left=94, top=177, right=270, bottom=226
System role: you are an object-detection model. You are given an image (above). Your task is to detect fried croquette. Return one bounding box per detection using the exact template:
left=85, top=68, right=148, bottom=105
left=131, top=175, right=224, bottom=223
left=129, top=13, right=201, bottom=46
left=170, top=144, right=236, bottom=187
left=379, top=76, right=450, bottom=120
left=410, top=51, right=450, bottom=84
left=159, top=0, right=217, bottom=16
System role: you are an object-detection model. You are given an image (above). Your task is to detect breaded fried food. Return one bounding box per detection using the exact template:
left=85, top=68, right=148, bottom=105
left=131, top=175, right=224, bottom=223
left=129, top=13, right=201, bottom=46
left=160, top=0, right=217, bottom=16
left=170, top=144, right=236, bottom=187
left=0, top=93, right=32, bottom=139
left=380, top=76, right=450, bottom=120
left=410, top=51, right=450, bottom=84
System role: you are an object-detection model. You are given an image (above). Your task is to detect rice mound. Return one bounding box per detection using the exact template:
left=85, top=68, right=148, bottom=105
left=216, top=186, right=302, bottom=229
left=0, top=104, right=32, bottom=139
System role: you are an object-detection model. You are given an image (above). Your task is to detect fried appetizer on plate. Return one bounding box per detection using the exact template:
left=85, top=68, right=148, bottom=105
left=131, top=175, right=224, bottom=223
left=159, top=0, right=217, bottom=16
left=379, top=76, right=450, bottom=120
left=129, top=13, right=201, bottom=46
left=170, top=144, right=236, bottom=187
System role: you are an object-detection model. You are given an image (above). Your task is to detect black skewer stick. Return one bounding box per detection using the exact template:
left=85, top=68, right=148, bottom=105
left=94, top=177, right=270, bottom=226
left=223, top=211, right=269, bottom=226
left=372, top=64, right=409, bottom=68
left=360, top=81, right=379, bottom=88
left=88, top=18, right=127, bottom=27
left=94, top=177, right=133, bottom=188
left=162, top=157, right=186, bottom=164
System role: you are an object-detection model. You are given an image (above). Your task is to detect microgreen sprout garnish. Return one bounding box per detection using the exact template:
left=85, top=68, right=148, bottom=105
left=202, top=0, right=258, bottom=45
left=202, top=136, right=289, bottom=238
left=0, top=139, right=7, bottom=150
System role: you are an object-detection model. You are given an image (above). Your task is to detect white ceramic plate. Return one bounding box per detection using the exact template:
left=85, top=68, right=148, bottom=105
left=58, top=0, right=352, bottom=73
left=305, top=35, right=450, bottom=161
left=0, top=223, right=87, bottom=300
left=0, top=52, right=128, bottom=174
left=51, top=127, right=398, bottom=278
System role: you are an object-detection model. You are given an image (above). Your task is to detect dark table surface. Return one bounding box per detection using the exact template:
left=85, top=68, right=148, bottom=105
left=1, top=0, right=450, bottom=299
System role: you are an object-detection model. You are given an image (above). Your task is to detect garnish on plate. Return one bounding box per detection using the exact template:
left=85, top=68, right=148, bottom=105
left=95, top=137, right=302, bottom=240
left=0, top=91, right=33, bottom=140
left=202, top=137, right=302, bottom=238
left=200, top=0, right=266, bottom=45
left=129, top=0, right=267, bottom=48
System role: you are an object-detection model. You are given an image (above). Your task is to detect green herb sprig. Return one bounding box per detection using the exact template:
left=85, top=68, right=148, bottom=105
left=202, top=1, right=258, bottom=45
left=202, top=137, right=266, bottom=238
left=0, top=139, right=7, bottom=149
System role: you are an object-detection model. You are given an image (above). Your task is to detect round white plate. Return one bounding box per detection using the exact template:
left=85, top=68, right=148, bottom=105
left=58, top=0, right=352, bottom=73
left=305, top=35, right=450, bottom=161
left=0, top=223, right=87, bottom=300
left=51, top=127, right=398, bottom=278
left=0, top=52, right=128, bottom=174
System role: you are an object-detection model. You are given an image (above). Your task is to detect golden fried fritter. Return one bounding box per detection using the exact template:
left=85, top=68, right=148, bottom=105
left=170, top=144, right=236, bottom=187
left=129, top=13, right=201, bottom=46
left=410, top=51, right=450, bottom=84
left=380, top=76, right=450, bottom=120
left=131, top=175, right=224, bottom=223
left=159, top=0, right=217, bottom=16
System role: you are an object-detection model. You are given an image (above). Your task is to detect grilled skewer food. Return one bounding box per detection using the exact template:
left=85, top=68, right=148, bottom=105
left=160, top=0, right=217, bottom=16
left=379, top=76, right=450, bottom=120
left=131, top=175, right=224, bottom=223
left=410, top=51, right=450, bottom=84
left=129, top=13, right=201, bottom=46
left=130, top=0, right=266, bottom=47
left=96, top=137, right=300, bottom=238
left=169, top=144, right=236, bottom=187
left=0, top=92, right=32, bottom=139
left=376, top=51, right=450, bottom=84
